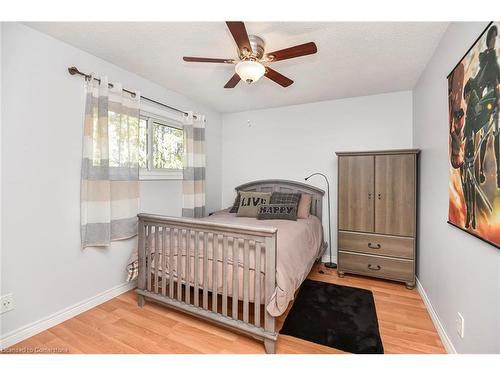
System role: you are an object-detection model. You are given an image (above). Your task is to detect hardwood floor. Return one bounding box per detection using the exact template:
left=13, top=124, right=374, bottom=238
left=4, top=263, right=446, bottom=354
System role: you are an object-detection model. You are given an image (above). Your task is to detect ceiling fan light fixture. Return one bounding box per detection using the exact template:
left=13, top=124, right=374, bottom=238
left=235, top=60, right=265, bottom=84
left=183, top=22, right=317, bottom=88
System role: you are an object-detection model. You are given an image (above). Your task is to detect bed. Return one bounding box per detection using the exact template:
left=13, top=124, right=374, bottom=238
left=136, top=179, right=326, bottom=353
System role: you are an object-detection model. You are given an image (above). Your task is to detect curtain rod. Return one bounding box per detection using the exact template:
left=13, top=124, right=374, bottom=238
left=68, top=66, right=189, bottom=117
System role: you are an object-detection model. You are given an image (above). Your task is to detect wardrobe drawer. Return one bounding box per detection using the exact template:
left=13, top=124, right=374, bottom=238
left=338, top=231, right=414, bottom=259
left=338, top=251, right=414, bottom=282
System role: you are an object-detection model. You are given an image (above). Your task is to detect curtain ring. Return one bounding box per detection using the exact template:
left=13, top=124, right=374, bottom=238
left=85, top=73, right=94, bottom=83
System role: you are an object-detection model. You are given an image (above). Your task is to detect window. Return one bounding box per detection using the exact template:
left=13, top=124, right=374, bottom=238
left=139, top=115, right=184, bottom=180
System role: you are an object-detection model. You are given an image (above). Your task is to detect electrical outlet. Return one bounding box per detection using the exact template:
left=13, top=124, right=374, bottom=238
left=456, top=312, right=465, bottom=338
left=0, top=294, right=14, bottom=314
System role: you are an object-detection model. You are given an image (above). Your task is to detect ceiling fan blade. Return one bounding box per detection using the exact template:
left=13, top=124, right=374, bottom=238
left=224, top=73, right=241, bottom=88
left=265, top=42, right=317, bottom=62
left=226, top=21, right=252, bottom=55
left=183, top=56, right=235, bottom=63
left=264, top=67, right=294, bottom=87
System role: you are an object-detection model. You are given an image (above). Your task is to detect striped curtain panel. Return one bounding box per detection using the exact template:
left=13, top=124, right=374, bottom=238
left=81, top=75, right=141, bottom=248
left=182, top=113, right=206, bottom=218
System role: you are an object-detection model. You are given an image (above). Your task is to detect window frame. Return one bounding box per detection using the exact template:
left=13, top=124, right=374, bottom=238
left=139, top=112, right=184, bottom=181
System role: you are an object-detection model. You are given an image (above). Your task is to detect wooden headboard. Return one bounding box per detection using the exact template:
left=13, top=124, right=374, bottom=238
left=235, top=179, right=325, bottom=222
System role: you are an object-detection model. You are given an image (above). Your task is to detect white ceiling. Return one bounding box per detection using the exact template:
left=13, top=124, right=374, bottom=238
left=26, top=22, right=448, bottom=113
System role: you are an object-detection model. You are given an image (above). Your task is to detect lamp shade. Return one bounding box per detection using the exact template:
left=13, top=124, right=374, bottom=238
left=235, top=60, right=265, bottom=84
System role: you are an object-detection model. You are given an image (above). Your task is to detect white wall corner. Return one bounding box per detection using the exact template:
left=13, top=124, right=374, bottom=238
left=0, top=281, right=137, bottom=350
left=416, top=277, right=457, bottom=354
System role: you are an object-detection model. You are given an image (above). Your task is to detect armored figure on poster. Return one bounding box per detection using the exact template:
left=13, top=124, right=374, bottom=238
left=462, top=80, right=481, bottom=228
left=476, top=26, right=500, bottom=186
left=455, top=25, right=500, bottom=230
left=461, top=78, right=497, bottom=229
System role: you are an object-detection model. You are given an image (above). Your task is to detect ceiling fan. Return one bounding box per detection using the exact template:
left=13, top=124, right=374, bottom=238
left=183, top=21, right=317, bottom=88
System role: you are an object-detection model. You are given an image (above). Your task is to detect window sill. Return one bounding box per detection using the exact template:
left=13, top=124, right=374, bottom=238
left=140, top=170, right=183, bottom=181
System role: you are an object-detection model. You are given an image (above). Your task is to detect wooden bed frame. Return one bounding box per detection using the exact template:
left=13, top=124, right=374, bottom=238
left=136, top=179, right=325, bottom=354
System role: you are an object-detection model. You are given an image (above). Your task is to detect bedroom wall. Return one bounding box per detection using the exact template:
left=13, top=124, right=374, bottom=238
left=221, top=91, right=414, bottom=261
left=0, top=22, right=222, bottom=341
left=413, top=22, right=500, bottom=353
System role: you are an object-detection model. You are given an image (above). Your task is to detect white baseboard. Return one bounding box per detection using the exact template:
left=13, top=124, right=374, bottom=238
left=416, top=277, right=457, bottom=354
left=0, top=281, right=137, bottom=350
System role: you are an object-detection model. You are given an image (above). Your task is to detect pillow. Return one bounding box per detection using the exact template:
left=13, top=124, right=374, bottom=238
left=297, top=193, right=312, bottom=219
left=236, top=192, right=272, bottom=217
left=229, top=192, right=241, bottom=213
left=258, top=204, right=298, bottom=221
left=270, top=192, right=301, bottom=207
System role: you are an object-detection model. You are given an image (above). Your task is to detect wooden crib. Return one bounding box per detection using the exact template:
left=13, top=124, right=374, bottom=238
left=135, top=179, right=325, bottom=354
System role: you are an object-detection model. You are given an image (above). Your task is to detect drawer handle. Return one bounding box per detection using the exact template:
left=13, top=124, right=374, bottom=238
left=367, top=264, right=381, bottom=271
left=368, top=242, right=381, bottom=249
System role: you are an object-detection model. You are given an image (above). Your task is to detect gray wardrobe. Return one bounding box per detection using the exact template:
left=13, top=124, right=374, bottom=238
left=336, top=149, right=419, bottom=288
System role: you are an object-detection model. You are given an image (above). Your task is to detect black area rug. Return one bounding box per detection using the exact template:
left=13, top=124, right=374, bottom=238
left=280, top=279, right=384, bottom=354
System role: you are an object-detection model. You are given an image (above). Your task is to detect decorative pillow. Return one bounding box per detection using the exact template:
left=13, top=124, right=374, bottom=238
left=236, top=192, right=272, bottom=217
left=270, top=192, right=301, bottom=207
left=297, top=193, right=312, bottom=219
left=229, top=192, right=241, bottom=213
left=258, top=204, right=298, bottom=221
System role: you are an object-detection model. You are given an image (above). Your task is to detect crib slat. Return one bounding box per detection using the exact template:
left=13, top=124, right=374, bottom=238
left=243, top=240, right=250, bottom=323
left=222, top=236, right=229, bottom=316
left=212, top=234, right=218, bottom=313
left=203, top=232, right=209, bottom=310
left=161, top=227, right=167, bottom=296
left=232, top=238, right=239, bottom=320
left=194, top=231, right=199, bottom=307
left=146, top=225, right=152, bottom=292
left=185, top=230, right=191, bottom=305
left=254, top=242, right=261, bottom=327
left=169, top=228, right=175, bottom=299
left=177, top=229, right=183, bottom=301
left=154, top=226, right=160, bottom=294
left=137, top=222, right=146, bottom=293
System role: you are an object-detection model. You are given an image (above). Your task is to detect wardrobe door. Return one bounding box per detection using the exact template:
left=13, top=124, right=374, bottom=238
left=338, top=155, right=374, bottom=233
left=374, top=154, right=416, bottom=237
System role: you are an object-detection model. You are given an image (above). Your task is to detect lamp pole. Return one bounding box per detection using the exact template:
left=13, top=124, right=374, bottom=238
left=304, top=173, right=337, bottom=269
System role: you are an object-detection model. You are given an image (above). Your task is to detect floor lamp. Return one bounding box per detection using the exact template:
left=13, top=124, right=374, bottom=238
left=304, top=173, right=337, bottom=269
